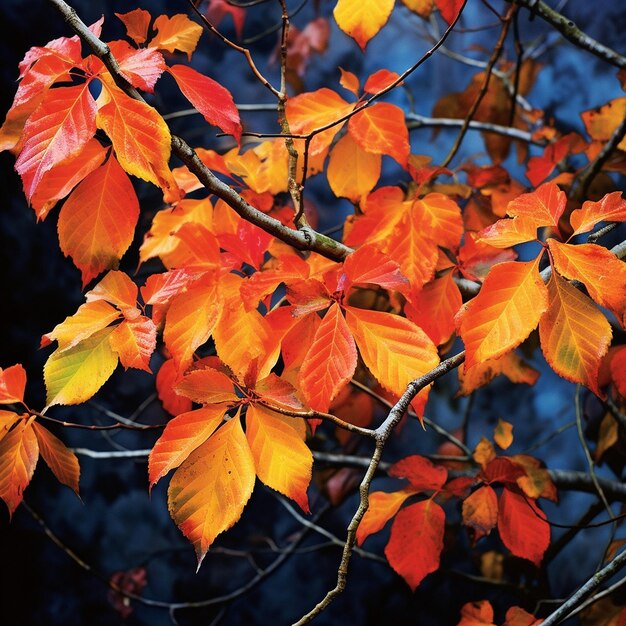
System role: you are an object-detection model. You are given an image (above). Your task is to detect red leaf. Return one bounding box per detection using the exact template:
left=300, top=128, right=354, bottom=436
left=156, top=359, right=192, bottom=417
left=498, top=488, right=550, bottom=566
left=385, top=500, right=445, bottom=590
left=0, top=364, right=27, bottom=404
left=16, top=84, right=96, bottom=201
left=389, top=455, right=448, bottom=492
left=169, top=65, right=242, bottom=143
left=434, top=0, right=465, bottom=25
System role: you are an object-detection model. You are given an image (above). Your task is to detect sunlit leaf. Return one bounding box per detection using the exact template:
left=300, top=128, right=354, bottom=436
left=570, top=191, right=626, bottom=236
left=333, top=0, right=395, bottom=50
left=168, top=417, right=255, bottom=566
left=389, top=455, right=448, bottom=492
left=539, top=271, right=611, bottom=395
left=245, top=404, right=312, bottom=512
left=150, top=14, right=203, bottom=60
left=0, top=365, right=27, bottom=404
left=110, top=316, right=157, bottom=372
left=462, top=485, right=498, bottom=541
left=356, top=489, right=416, bottom=545
left=32, top=421, right=80, bottom=495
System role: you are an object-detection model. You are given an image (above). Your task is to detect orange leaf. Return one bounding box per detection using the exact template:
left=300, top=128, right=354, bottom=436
left=345, top=307, right=439, bottom=415
left=457, top=258, right=548, bottom=370
left=339, top=67, right=360, bottom=96
left=253, top=374, right=305, bottom=411
left=174, top=368, right=238, bottom=405
left=333, top=0, right=395, bottom=50
left=86, top=270, right=139, bottom=314
left=473, top=437, right=496, bottom=468
left=213, top=282, right=280, bottom=381
left=462, top=485, right=498, bottom=541
left=16, top=83, right=96, bottom=202
left=581, top=97, right=626, bottom=149
left=405, top=272, right=462, bottom=346
left=0, top=420, right=39, bottom=517
left=401, top=0, right=434, bottom=19
left=110, top=316, right=157, bottom=372
left=41, top=300, right=120, bottom=351
left=0, top=364, right=27, bottom=404
left=149, top=405, right=226, bottom=489
left=548, top=239, right=626, bottom=324
left=458, top=351, right=539, bottom=396
left=342, top=244, right=409, bottom=292
left=245, top=404, right=312, bottom=512
left=167, top=416, right=255, bottom=566
left=115, top=8, right=151, bottom=45
left=31, top=139, right=108, bottom=220
left=494, top=418, right=514, bottom=450
left=498, top=489, right=549, bottom=566
left=150, top=14, right=203, bottom=60
left=506, top=182, right=566, bottom=232
left=570, top=191, right=626, bottom=236
left=539, top=271, right=611, bottom=395
left=356, top=489, right=416, bottom=545
left=327, top=132, right=381, bottom=202
left=348, top=103, right=409, bottom=167
left=363, top=69, right=400, bottom=94
left=389, top=455, right=448, bottom=492
left=503, top=606, right=542, bottom=626
left=106, top=41, right=166, bottom=94
left=169, top=65, right=241, bottom=142
left=156, top=358, right=192, bottom=417
left=478, top=216, right=539, bottom=248
left=286, top=88, right=354, bottom=155
left=298, top=303, right=357, bottom=412
left=412, top=193, right=463, bottom=252
left=0, top=412, right=21, bottom=444
left=458, top=600, right=496, bottom=626
left=385, top=499, right=445, bottom=590
left=57, top=154, right=140, bottom=286
left=164, top=281, right=220, bottom=372
left=32, top=421, right=79, bottom=495
left=96, top=79, right=176, bottom=195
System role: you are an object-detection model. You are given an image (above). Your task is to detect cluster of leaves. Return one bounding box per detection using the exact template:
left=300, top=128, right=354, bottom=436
left=2, top=0, right=626, bottom=621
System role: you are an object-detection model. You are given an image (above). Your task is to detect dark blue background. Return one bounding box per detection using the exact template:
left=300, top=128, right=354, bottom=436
left=1, top=1, right=625, bottom=624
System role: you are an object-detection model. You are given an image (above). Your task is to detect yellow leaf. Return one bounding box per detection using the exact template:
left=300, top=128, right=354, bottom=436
left=327, top=132, right=381, bottom=202
left=245, top=405, right=312, bottom=512
left=539, top=271, right=611, bottom=395
left=96, top=78, right=177, bottom=195
left=150, top=14, right=203, bottom=60
left=168, top=416, right=255, bottom=566
left=44, top=326, right=118, bottom=408
left=333, top=0, right=395, bottom=50
left=494, top=418, right=513, bottom=450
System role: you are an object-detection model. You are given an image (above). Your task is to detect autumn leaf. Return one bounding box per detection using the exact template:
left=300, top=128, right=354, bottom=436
left=478, top=216, right=539, bottom=248
left=348, top=103, right=410, bottom=167
left=0, top=420, right=39, bottom=517
left=168, top=65, right=241, bottom=142
left=96, top=79, right=177, bottom=195
left=345, top=307, right=439, bottom=415
left=458, top=600, right=496, bottom=626
left=570, top=192, right=626, bottom=235
left=547, top=239, right=626, bottom=324
left=462, top=485, right=498, bottom=541
left=498, top=488, right=550, bottom=566
left=32, top=421, right=80, bottom=495
left=16, top=84, right=96, bottom=201
left=457, top=258, right=548, bottom=370
left=245, top=404, right=312, bottom=512
left=435, top=0, right=465, bottom=25
left=539, top=271, right=611, bottom=395
left=168, top=417, right=255, bottom=566
left=356, top=489, right=415, bottom=545
left=150, top=14, right=203, bottom=60
left=109, top=316, right=157, bottom=372
left=44, top=326, right=119, bottom=408
left=115, top=8, right=151, bottom=46
left=333, top=0, right=395, bottom=50
left=149, top=406, right=226, bottom=489
left=389, top=455, right=448, bottom=492
left=506, top=181, right=566, bottom=233
left=0, top=364, right=27, bottom=404
left=57, top=153, right=140, bottom=286
left=156, top=359, right=192, bottom=417
left=385, top=499, right=445, bottom=590
left=327, top=132, right=381, bottom=202
left=298, top=303, right=357, bottom=413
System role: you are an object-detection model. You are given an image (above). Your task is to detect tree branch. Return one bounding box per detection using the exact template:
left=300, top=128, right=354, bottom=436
left=510, top=0, right=626, bottom=70
left=46, top=0, right=353, bottom=263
